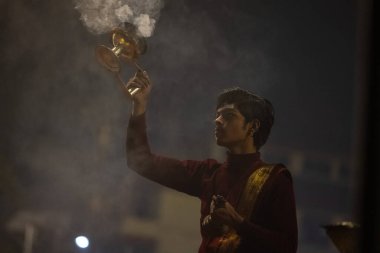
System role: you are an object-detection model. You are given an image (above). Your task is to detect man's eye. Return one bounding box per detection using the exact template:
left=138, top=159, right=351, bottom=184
left=223, top=113, right=235, bottom=119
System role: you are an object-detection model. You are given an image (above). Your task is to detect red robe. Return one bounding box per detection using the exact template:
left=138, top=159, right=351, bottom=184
left=127, top=114, right=298, bottom=253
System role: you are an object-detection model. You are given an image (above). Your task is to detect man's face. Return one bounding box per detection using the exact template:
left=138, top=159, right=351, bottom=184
left=214, top=104, right=252, bottom=148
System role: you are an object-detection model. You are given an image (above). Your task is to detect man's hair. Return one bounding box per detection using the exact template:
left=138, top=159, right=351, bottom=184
left=216, top=87, right=274, bottom=150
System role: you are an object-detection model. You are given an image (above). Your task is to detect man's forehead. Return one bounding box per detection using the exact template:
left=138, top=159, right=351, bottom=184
left=217, top=104, right=237, bottom=112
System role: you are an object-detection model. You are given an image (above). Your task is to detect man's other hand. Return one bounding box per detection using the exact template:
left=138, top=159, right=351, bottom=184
left=211, top=195, right=244, bottom=230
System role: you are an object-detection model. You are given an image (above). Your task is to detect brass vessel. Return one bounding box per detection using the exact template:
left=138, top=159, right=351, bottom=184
left=95, top=23, right=147, bottom=95
left=322, top=221, right=360, bottom=253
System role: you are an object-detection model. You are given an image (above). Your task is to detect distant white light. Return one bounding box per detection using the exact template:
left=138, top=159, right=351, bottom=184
left=75, top=236, right=89, bottom=248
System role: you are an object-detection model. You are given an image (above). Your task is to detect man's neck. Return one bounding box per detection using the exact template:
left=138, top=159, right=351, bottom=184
left=228, top=143, right=257, bottom=154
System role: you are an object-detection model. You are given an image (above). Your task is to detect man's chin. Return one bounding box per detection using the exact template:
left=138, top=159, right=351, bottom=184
left=215, top=138, right=227, bottom=147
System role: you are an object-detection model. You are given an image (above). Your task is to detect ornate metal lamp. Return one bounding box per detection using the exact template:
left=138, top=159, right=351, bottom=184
left=322, top=221, right=360, bottom=253
left=95, top=23, right=147, bottom=95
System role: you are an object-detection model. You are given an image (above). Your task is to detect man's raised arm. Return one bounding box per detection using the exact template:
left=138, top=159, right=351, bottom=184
left=120, top=70, right=212, bottom=197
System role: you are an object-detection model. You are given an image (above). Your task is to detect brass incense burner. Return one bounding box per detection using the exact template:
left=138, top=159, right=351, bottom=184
left=322, top=221, right=360, bottom=253
left=95, top=23, right=147, bottom=95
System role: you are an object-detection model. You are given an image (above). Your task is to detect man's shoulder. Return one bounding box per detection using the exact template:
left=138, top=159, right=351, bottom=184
left=255, top=163, right=295, bottom=204
left=263, top=163, right=294, bottom=194
left=259, top=162, right=292, bottom=180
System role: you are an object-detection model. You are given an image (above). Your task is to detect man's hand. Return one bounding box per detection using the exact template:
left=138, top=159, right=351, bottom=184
left=211, top=195, right=244, bottom=230
left=118, top=69, right=152, bottom=116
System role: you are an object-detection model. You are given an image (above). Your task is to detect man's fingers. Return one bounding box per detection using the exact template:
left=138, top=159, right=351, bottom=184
left=211, top=209, right=226, bottom=222
left=142, top=70, right=151, bottom=83
left=136, top=71, right=150, bottom=87
left=125, top=81, right=140, bottom=91
left=128, top=72, right=150, bottom=89
left=117, top=69, right=151, bottom=97
left=126, top=76, right=146, bottom=89
left=115, top=73, right=134, bottom=97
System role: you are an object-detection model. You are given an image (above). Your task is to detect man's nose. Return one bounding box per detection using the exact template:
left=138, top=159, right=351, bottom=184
left=215, top=116, right=223, bottom=126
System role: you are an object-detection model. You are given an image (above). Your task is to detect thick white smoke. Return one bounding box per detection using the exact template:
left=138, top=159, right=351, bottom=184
left=75, top=0, right=164, bottom=37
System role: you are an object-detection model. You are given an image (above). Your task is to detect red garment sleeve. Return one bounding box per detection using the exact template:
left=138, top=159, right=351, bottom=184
left=235, top=171, right=298, bottom=253
left=126, top=113, right=216, bottom=197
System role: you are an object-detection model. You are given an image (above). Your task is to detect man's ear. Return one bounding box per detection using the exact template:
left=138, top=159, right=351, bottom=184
left=247, top=119, right=260, bottom=137
left=253, top=119, right=260, bottom=132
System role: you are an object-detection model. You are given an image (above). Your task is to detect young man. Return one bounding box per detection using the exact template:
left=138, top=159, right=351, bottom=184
left=122, top=70, right=297, bottom=253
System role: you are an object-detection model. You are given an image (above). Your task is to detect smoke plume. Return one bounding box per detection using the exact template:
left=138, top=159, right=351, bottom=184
left=74, top=0, right=164, bottom=37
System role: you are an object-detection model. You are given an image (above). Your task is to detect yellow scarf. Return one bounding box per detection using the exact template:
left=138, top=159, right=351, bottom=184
left=216, top=164, right=275, bottom=253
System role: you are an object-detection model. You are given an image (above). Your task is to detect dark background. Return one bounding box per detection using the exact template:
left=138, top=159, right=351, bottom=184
left=1, top=0, right=374, bottom=252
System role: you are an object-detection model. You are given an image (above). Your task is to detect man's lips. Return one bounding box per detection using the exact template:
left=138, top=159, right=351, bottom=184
left=214, top=128, right=223, bottom=136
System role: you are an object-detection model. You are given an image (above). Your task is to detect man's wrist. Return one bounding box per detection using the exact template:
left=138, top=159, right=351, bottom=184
left=132, top=102, right=147, bottom=116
